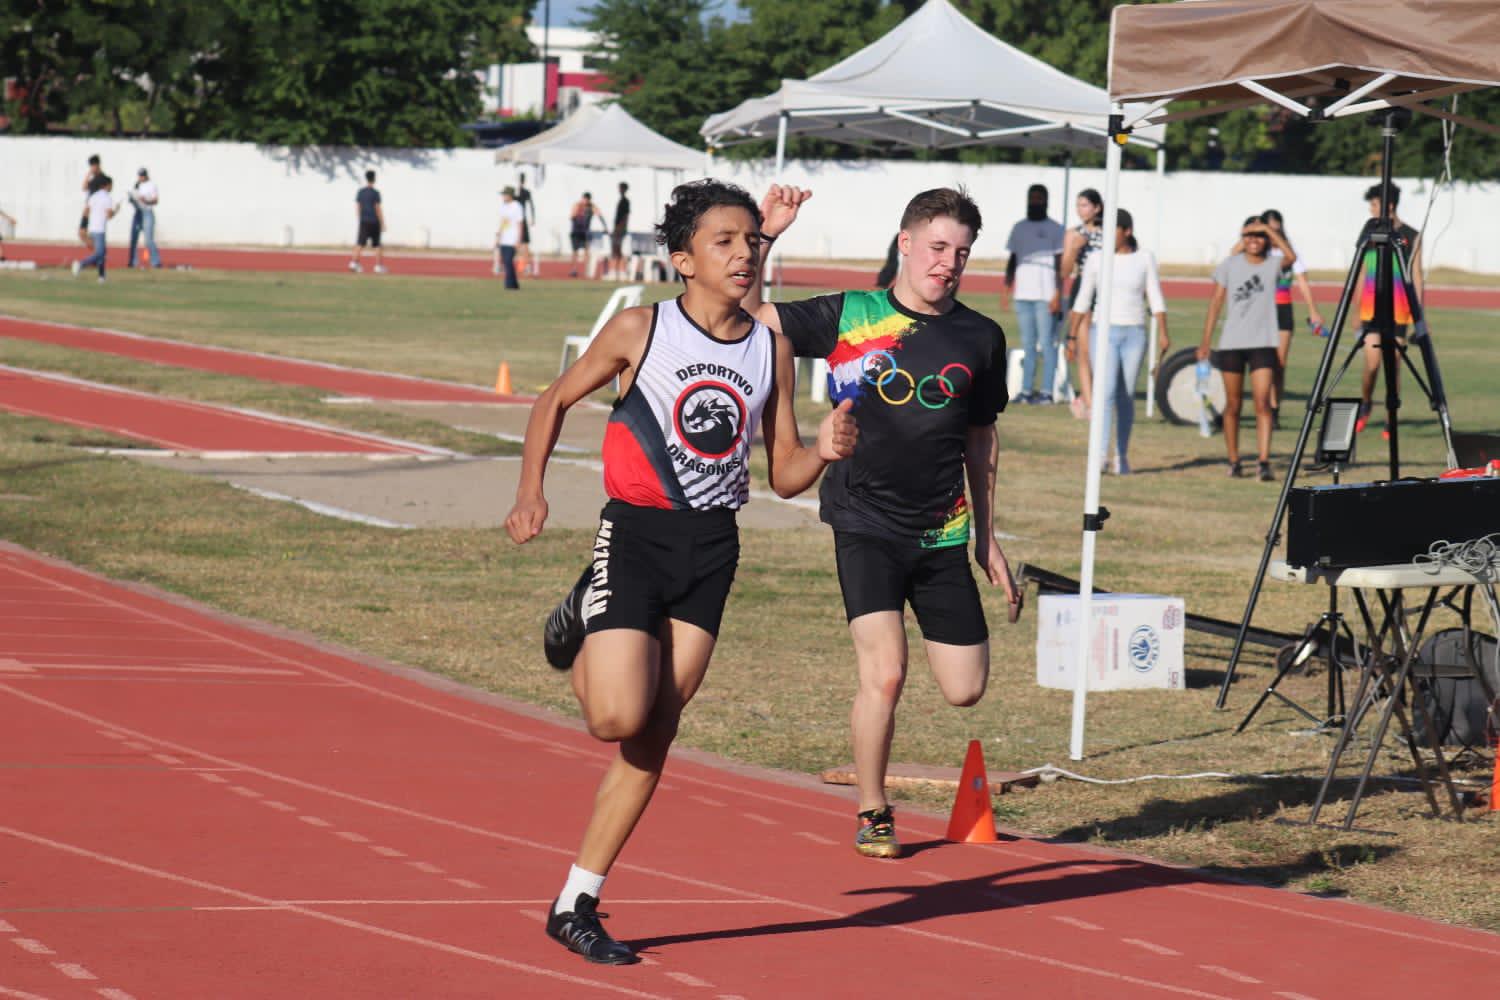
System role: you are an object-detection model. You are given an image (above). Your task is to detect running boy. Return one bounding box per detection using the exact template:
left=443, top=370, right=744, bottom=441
left=506, top=180, right=856, bottom=965
left=749, top=187, right=1020, bottom=859
left=1197, top=217, right=1296, bottom=480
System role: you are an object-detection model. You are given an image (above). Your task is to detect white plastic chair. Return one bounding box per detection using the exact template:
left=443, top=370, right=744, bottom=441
left=560, top=284, right=645, bottom=374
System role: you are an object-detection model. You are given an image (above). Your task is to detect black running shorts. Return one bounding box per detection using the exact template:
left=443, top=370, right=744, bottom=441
left=357, top=220, right=381, bottom=247
left=582, top=501, right=739, bottom=639
left=1275, top=303, right=1294, bottom=332
left=833, top=531, right=988, bottom=646
left=1211, top=347, right=1279, bottom=374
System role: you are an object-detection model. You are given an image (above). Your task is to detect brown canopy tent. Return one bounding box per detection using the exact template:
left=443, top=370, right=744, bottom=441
left=1066, top=0, right=1500, bottom=760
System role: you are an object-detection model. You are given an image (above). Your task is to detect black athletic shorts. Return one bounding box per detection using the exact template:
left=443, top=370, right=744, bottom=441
left=1276, top=303, right=1294, bottom=332
left=79, top=213, right=88, bottom=231
left=582, top=500, right=739, bottom=639
left=570, top=231, right=588, bottom=252
left=1211, top=347, right=1279, bottom=374
left=833, top=531, right=988, bottom=646
left=1361, top=324, right=1409, bottom=345
left=357, top=220, right=381, bottom=247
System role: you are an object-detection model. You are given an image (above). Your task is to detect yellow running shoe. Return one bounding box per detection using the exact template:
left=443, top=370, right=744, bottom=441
left=855, top=805, right=901, bottom=858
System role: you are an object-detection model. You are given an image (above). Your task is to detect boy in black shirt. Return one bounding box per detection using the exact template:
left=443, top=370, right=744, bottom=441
left=750, top=186, right=1020, bottom=858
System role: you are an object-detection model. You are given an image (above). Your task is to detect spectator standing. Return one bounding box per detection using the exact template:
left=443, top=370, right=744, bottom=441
left=1059, top=188, right=1105, bottom=417
left=495, top=186, right=525, bottom=289
left=78, top=154, right=102, bottom=247
left=127, top=167, right=162, bottom=269
left=72, top=175, right=118, bottom=282
left=516, top=173, right=538, bottom=276
left=1197, top=217, right=1296, bottom=480
left=568, top=192, right=604, bottom=277
left=348, top=170, right=386, bottom=274
left=1355, top=183, right=1423, bottom=435
left=1070, top=209, right=1169, bottom=475
left=608, top=182, right=631, bottom=279
left=1003, top=184, right=1065, bottom=403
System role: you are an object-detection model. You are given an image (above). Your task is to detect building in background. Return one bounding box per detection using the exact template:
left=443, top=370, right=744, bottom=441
left=483, top=27, right=613, bottom=120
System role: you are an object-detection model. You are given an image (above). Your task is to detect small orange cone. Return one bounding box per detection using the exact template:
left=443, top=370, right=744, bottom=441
left=945, top=739, right=998, bottom=843
left=494, top=361, right=513, bottom=395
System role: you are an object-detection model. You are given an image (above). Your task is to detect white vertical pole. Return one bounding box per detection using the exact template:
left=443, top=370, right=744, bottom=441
left=1070, top=111, right=1125, bottom=762
left=766, top=113, right=788, bottom=299
left=1145, top=146, right=1166, bottom=418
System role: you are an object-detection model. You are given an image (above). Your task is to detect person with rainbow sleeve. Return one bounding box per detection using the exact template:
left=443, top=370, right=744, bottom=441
left=749, top=187, right=1020, bottom=860
left=1354, top=183, right=1424, bottom=436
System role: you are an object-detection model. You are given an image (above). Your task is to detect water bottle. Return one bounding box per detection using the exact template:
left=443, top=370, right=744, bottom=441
left=1307, top=317, right=1328, bottom=338
left=1195, top=359, right=1213, bottom=438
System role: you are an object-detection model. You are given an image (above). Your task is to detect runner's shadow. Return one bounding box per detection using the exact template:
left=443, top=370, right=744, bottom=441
left=628, top=856, right=1170, bottom=957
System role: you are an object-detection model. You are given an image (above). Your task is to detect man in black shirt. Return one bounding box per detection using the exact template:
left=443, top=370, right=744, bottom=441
left=609, top=182, right=631, bottom=279
left=1355, top=183, right=1424, bottom=434
left=349, top=170, right=386, bottom=274
left=750, top=185, right=1019, bottom=859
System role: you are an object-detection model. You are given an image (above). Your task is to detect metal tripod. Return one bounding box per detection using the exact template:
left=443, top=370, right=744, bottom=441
left=1216, top=110, right=1458, bottom=712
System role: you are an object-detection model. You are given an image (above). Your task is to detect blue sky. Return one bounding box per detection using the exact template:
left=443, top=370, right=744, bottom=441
left=530, top=1, right=740, bottom=28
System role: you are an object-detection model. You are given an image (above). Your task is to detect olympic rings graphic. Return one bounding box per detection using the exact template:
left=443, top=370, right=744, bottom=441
left=860, top=353, right=972, bottom=408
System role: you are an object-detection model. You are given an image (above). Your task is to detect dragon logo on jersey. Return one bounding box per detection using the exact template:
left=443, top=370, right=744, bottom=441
left=673, top=382, right=746, bottom=459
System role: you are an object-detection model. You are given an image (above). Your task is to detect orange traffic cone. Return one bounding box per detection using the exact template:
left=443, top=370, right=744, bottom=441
left=945, top=739, right=998, bottom=843
left=494, top=361, right=513, bottom=395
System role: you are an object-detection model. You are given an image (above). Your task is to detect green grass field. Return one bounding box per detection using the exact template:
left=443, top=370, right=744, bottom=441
left=2, top=267, right=1497, bottom=929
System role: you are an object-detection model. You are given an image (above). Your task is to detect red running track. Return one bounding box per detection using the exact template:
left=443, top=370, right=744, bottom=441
left=0, top=365, right=441, bottom=455
left=0, top=315, right=532, bottom=405
left=9, top=239, right=1500, bottom=310
left=2, top=541, right=1497, bottom=999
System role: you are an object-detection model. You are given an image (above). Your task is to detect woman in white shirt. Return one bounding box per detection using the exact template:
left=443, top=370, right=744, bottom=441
left=1071, top=209, right=1169, bottom=475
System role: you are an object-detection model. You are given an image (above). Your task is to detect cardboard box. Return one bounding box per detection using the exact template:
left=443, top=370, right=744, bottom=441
left=1036, top=594, right=1186, bottom=691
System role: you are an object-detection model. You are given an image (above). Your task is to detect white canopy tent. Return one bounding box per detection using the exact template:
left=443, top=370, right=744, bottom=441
left=495, top=102, right=706, bottom=171
left=1070, top=0, right=1500, bottom=760
left=703, top=0, right=1171, bottom=404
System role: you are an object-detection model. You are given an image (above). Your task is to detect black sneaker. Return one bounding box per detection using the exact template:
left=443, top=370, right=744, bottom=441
left=545, top=893, right=638, bottom=965
left=542, top=568, right=590, bottom=671
left=1257, top=460, right=1274, bottom=482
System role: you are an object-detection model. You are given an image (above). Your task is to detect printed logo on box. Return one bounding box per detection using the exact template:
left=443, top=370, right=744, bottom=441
left=1129, top=625, right=1160, bottom=672
left=1161, top=605, right=1182, bottom=630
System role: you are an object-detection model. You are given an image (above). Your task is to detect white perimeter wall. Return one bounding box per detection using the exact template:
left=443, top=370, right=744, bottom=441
left=2, top=135, right=1495, bottom=274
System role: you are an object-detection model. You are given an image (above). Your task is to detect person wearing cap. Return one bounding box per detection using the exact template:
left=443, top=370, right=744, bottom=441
left=495, top=186, right=525, bottom=289
left=128, top=167, right=162, bottom=269
left=348, top=170, right=386, bottom=274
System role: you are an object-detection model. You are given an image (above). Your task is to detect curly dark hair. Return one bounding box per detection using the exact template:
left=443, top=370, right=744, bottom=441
left=656, top=180, right=762, bottom=254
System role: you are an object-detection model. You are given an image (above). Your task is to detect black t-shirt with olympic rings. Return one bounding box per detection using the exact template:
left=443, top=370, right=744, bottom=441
left=776, top=289, right=1007, bottom=548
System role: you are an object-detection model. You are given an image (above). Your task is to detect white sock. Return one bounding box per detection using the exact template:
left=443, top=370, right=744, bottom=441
left=554, top=865, right=606, bottom=915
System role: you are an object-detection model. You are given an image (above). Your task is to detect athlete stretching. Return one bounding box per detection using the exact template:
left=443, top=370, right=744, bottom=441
left=750, top=187, right=1020, bottom=859
left=505, top=181, right=855, bottom=964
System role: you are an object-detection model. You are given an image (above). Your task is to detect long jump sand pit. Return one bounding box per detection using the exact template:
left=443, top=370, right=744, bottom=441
left=134, top=453, right=822, bottom=530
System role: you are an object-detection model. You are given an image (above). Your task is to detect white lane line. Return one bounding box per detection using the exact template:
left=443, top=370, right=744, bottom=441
left=298, top=816, right=332, bottom=828
left=1273, top=992, right=1322, bottom=1000
left=12, top=938, right=54, bottom=954
left=1199, top=965, right=1261, bottom=984
left=371, top=846, right=406, bottom=858
left=665, top=972, right=712, bottom=988
left=408, top=862, right=444, bottom=874
left=1122, top=938, right=1180, bottom=956
left=336, top=831, right=371, bottom=843
left=0, top=986, right=52, bottom=999
left=543, top=746, right=572, bottom=757
left=96, top=729, right=128, bottom=740
left=231, top=485, right=416, bottom=530
left=1, top=685, right=1247, bottom=996
left=794, top=832, right=837, bottom=846
left=742, top=813, right=777, bottom=826
left=260, top=801, right=297, bottom=812
left=689, top=795, right=725, bottom=808
left=53, top=962, right=98, bottom=980
left=120, top=741, right=151, bottom=752
left=0, top=825, right=670, bottom=999
left=449, top=879, right=484, bottom=890
left=0, top=919, right=15, bottom=931
left=229, top=786, right=262, bottom=798
left=98, top=989, right=139, bottom=1000
left=151, top=753, right=183, bottom=766
left=913, top=870, right=946, bottom=883
left=1052, top=916, right=1102, bottom=931
left=196, top=773, right=229, bottom=783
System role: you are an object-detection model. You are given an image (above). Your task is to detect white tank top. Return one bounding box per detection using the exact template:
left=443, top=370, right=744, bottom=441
left=602, top=297, right=774, bottom=511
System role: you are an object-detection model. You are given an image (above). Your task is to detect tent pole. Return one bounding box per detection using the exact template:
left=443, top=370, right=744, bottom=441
left=774, top=113, right=788, bottom=176
left=1069, top=110, right=1124, bottom=761
left=1145, top=146, right=1166, bottom=417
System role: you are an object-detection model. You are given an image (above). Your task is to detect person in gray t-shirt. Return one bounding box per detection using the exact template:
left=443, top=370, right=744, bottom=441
left=1197, top=216, right=1296, bottom=480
